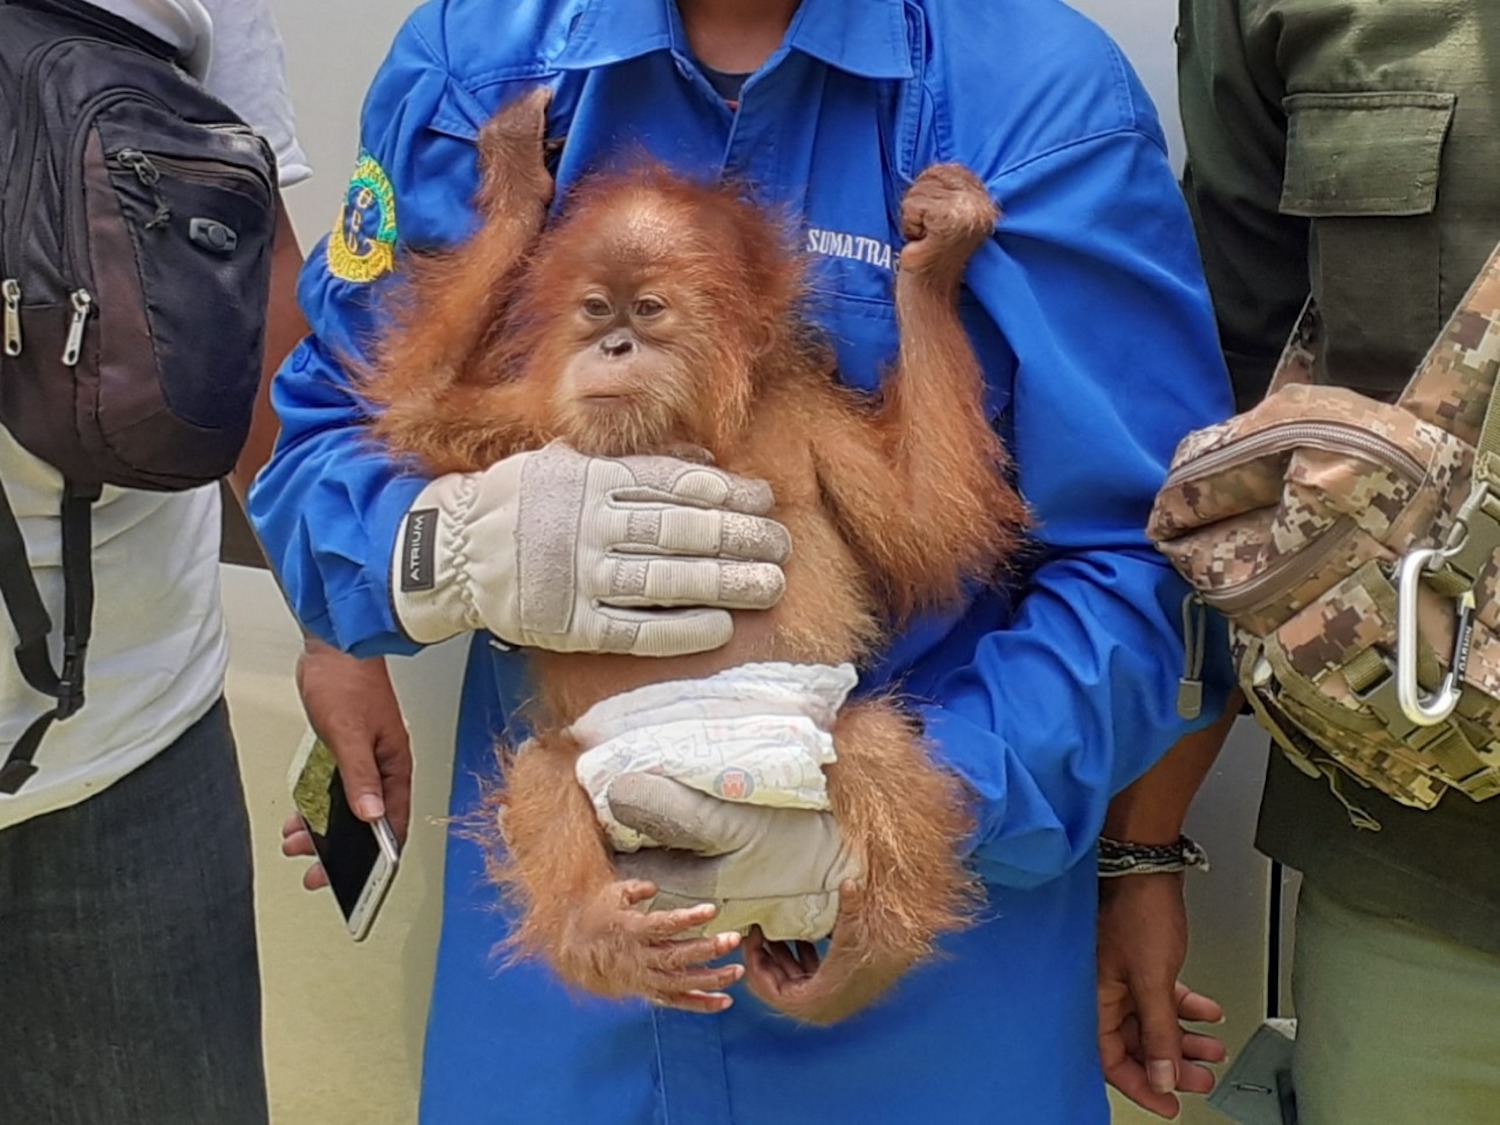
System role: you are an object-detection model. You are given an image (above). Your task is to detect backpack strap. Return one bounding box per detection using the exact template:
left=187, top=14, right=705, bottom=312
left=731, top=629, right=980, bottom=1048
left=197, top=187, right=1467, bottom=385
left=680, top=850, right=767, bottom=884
left=1263, top=296, right=1321, bottom=398
left=5, top=0, right=179, bottom=63
left=0, top=476, right=99, bottom=795
left=1399, top=240, right=1500, bottom=445
left=1394, top=244, right=1500, bottom=593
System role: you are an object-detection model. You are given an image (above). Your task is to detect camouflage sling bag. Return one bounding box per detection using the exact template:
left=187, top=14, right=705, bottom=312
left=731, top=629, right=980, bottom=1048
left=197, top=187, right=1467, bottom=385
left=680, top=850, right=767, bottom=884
left=1148, top=242, right=1500, bottom=812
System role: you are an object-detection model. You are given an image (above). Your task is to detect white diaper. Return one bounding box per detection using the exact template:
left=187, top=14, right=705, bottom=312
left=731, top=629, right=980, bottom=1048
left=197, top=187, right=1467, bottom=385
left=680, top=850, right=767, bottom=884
left=571, top=662, right=858, bottom=852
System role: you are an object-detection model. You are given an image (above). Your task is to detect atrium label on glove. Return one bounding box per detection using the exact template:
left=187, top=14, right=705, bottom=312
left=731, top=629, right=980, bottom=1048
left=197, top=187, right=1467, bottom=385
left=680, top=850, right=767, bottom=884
left=401, top=508, right=438, bottom=592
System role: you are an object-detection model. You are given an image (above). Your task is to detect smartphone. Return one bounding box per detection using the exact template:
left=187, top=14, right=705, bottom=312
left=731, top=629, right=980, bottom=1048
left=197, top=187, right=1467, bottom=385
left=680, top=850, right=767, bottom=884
left=1207, top=1018, right=1299, bottom=1125
left=287, top=729, right=400, bottom=942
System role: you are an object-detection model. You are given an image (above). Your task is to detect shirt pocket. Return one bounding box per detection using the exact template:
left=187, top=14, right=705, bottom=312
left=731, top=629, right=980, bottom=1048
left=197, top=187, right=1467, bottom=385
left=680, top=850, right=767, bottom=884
left=1279, top=91, right=1456, bottom=398
left=804, top=287, right=1013, bottom=421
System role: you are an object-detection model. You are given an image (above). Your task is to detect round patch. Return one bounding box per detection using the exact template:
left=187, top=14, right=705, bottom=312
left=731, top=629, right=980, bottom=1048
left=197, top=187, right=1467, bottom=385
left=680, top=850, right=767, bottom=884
left=714, top=767, right=756, bottom=802
left=328, top=153, right=398, bottom=284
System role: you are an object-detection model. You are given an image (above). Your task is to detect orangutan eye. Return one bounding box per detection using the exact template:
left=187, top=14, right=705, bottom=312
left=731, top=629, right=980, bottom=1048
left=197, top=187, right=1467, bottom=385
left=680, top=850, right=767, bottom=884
left=582, top=296, right=612, bottom=318
left=633, top=296, right=667, bottom=319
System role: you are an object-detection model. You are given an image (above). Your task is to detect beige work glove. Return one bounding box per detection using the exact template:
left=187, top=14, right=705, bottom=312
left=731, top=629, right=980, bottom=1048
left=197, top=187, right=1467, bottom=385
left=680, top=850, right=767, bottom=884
left=607, top=773, right=861, bottom=942
left=391, top=443, right=791, bottom=656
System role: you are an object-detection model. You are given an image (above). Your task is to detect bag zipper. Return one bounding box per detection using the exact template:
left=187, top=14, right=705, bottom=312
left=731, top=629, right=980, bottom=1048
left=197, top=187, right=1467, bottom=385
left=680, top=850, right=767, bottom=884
left=1167, top=420, right=1432, bottom=616
left=2, top=279, right=21, bottom=357
left=105, top=146, right=273, bottom=234
left=63, top=89, right=174, bottom=283
left=61, top=289, right=93, bottom=368
left=1200, top=517, right=1357, bottom=617
left=1164, top=421, right=1427, bottom=489
left=59, top=95, right=266, bottom=369
left=4, top=37, right=271, bottom=367
left=54, top=90, right=175, bottom=368
left=2, top=36, right=96, bottom=361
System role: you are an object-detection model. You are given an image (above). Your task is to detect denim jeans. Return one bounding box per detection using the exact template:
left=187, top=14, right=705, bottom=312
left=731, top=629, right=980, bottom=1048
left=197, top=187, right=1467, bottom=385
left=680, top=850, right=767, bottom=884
left=0, top=699, right=269, bottom=1124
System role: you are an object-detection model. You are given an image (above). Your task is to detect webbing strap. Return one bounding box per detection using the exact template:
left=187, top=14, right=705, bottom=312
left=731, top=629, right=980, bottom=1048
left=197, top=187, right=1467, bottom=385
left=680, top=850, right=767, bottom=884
left=1401, top=238, right=1500, bottom=442
left=1264, top=297, right=1321, bottom=398
left=0, top=476, right=55, bottom=697
left=0, top=477, right=99, bottom=795
left=1479, top=383, right=1500, bottom=470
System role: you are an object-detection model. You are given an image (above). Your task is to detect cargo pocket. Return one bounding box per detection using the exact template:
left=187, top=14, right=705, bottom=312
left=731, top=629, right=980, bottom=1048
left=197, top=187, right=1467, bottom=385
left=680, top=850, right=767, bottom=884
left=1280, top=91, right=1455, bottom=397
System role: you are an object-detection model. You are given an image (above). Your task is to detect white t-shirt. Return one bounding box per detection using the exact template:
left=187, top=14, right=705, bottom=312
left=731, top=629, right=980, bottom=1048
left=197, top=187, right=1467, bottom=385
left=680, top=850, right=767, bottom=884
left=0, top=0, right=310, bottom=830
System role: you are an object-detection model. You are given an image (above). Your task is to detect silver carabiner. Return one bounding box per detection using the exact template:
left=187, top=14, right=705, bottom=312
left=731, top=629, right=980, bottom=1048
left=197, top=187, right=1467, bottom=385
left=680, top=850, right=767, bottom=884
left=1395, top=547, right=1477, bottom=727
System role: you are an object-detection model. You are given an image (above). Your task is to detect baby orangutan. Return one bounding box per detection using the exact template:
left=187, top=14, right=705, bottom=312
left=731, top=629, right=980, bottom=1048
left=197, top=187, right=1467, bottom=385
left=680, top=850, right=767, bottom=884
left=362, top=89, right=1029, bottom=1025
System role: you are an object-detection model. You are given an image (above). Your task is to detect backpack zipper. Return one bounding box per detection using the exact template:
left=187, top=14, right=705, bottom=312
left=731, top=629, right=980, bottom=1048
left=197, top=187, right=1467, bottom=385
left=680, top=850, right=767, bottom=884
left=111, top=149, right=171, bottom=228
left=2, top=37, right=93, bottom=365
left=73, top=117, right=272, bottom=281
left=59, top=91, right=264, bottom=370
left=105, top=146, right=273, bottom=232
left=60, top=289, right=93, bottom=368
left=62, top=89, right=171, bottom=282
left=2, top=279, right=21, bottom=357
left=6, top=40, right=272, bottom=368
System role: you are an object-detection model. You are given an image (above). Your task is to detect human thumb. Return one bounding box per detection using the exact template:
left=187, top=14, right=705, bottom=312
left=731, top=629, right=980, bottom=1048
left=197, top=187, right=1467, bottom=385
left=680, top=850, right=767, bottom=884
left=1137, top=976, right=1183, bottom=1095
left=606, top=773, right=760, bottom=854
left=329, top=737, right=387, bottom=823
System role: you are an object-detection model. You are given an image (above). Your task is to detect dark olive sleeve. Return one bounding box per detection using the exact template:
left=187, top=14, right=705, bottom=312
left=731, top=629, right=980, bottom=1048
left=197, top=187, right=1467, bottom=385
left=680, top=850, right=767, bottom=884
left=1177, top=0, right=1309, bottom=410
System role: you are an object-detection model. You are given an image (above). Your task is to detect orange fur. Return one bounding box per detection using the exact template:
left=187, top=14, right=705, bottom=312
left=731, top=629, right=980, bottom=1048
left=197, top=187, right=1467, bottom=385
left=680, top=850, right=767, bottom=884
left=361, top=90, right=1030, bottom=1022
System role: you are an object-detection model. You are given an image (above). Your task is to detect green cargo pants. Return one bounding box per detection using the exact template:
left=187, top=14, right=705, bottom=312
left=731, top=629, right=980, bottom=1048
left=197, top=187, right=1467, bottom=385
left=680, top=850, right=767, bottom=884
left=1292, top=880, right=1500, bottom=1124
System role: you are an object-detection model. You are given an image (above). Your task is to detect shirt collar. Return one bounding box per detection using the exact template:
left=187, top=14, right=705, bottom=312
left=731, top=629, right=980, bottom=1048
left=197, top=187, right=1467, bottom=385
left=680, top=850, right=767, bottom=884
left=552, top=0, right=913, bottom=80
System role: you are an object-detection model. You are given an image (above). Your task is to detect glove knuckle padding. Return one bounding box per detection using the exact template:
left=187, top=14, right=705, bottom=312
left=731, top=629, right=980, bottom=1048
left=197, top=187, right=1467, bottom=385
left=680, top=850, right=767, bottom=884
left=643, top=558, right=717, bottom=603
left=391, top=442, right=788, bottom=656
left=656, top=506, right=725, bottom=553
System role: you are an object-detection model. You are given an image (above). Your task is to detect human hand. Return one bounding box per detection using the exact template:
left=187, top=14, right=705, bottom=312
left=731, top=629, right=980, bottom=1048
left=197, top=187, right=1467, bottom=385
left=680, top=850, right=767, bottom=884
left=280, top=636, right=413, bottom=891
left=390, top=442, right=792, bottom=656
left=556, top=879, right=745, bottom=1014
left=606, top=773, right=859, bottom=941
left=1098, top=873, right=1227, bottom=1119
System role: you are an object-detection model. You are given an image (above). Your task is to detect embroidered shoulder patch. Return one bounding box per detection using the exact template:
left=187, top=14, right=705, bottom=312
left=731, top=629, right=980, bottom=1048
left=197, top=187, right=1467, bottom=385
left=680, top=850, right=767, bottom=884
left=328, top=153, right=398, bottom=284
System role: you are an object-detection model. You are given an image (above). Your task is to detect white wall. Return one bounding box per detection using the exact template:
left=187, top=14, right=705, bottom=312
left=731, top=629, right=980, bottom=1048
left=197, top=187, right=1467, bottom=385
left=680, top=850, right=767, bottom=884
left=271, top=3, right=412, bottom=243
left=1071, top=0, right=1186, bottom=167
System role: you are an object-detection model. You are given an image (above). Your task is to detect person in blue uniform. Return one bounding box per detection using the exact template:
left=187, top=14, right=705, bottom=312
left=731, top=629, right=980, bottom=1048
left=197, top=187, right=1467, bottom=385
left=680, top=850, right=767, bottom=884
left=250, top=1, right=1234, bottom=1120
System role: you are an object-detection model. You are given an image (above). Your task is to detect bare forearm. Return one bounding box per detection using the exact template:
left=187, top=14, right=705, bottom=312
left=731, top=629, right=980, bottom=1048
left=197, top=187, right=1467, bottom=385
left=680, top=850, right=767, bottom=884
left=230, top=195, right=308, bottom=503
left=1104, top=694, right=1241, bottom=844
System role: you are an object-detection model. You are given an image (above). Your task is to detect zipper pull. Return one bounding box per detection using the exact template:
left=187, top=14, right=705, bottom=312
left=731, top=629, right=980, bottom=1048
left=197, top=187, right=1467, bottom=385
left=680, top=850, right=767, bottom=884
left=62, top=289, right=92, bottom=367
left=118, top=148, right=159, bottom=183
left=117, top=149, right=171, bottom=229
left=1177, top=593, right=1207, bottom=720
left=2, top=279, right=21, bottom=357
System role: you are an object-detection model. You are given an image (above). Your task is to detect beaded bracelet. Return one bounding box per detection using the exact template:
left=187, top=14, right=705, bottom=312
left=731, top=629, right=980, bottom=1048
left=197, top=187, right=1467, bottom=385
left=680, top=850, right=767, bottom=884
left=1097, top=834, right=1210, bottom=878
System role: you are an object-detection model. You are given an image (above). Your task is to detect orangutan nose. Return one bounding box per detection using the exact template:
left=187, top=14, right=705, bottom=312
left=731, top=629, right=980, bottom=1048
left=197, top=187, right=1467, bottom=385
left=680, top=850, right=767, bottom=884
left=600, top=332, right=636, bottom=359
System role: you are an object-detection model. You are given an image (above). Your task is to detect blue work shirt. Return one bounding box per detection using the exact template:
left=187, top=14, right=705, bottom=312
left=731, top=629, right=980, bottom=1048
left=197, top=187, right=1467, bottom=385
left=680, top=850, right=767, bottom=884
left=249, top=1, right=1235, bottom=1121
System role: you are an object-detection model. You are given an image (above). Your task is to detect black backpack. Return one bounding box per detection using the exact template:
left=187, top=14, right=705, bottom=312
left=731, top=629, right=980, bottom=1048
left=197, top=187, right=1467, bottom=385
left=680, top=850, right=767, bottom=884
left=0, top=0, right=279, bottom=794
